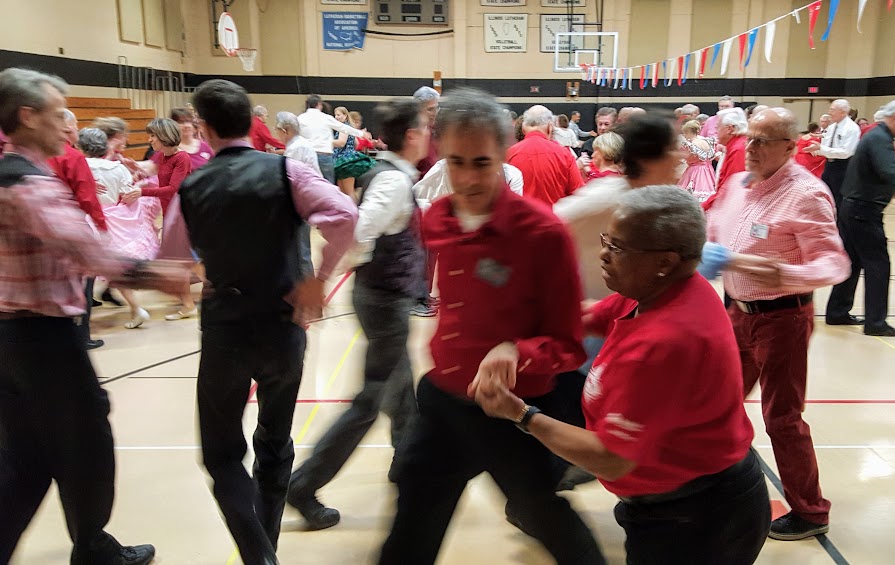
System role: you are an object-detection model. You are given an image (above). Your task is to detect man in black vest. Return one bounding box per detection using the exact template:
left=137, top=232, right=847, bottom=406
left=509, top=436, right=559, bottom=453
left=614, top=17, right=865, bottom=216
left=176, top=80, right=358, bottom=565
left=286, top=98, right=430, bottom=530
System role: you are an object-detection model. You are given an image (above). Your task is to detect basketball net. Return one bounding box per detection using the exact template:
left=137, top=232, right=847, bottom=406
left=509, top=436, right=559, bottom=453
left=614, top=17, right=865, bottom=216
left=236, top=48, right=257, bottom=71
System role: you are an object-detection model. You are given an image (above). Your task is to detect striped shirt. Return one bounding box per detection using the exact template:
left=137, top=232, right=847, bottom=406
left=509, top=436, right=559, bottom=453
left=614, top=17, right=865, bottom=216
left=706, top=160, right=850, bottom=301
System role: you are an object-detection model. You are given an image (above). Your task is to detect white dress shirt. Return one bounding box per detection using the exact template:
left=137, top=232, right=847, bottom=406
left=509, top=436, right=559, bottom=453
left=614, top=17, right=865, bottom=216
left=353, top=151, right=420, bottom=265
left=285, top=135, right=323, bottom=177
left=814, top=116, right=861, bottom=161
left=298, top=108, right=366, bottom=154
left=86, top=158, right=137, bottom=207
left=413, top=158, right=524, bottom=210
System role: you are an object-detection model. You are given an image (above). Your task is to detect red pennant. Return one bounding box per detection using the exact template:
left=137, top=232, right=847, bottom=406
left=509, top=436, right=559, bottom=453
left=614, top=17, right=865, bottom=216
left=639, top=66, right=645, bottom=89
left=699, top=47, right=709, bottom=77
left=652, top=62, right=659, bottom=87
left=677, top=56, right=684, bottom=86
left=808, top=1, right=822, bottom=49
left=737, top=33, right=748, bottom=69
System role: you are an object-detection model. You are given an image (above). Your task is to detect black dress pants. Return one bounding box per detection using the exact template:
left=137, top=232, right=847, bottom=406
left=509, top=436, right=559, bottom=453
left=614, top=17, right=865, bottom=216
left=0, top=317, right=123, bottom=564
left=825, top=199, right=891, bottom=330
left=197, top=319, right=307, bottom=565
left=820, top=158, right=849, bottom=210
left=379, top=377, right=604, bottom=565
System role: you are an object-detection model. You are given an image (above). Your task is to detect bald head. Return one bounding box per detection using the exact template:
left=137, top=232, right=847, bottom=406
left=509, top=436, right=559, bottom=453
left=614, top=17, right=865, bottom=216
left=750, top=107, right=799, bottom=140
left=746, top=108, right=799, bottom=181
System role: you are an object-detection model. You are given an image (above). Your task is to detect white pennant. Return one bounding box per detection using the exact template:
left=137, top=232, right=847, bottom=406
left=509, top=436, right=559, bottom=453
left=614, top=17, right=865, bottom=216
left=793, top=10, right=801, bottom=24
left=857, top=0, right=869, bottom=33
left=764, top=21, right=776, bottom=63
left=694, top=50, right=702, bottom=78
left=719, top=38, right=733, bottom=76
left=664, top=59, right=674, bottom=87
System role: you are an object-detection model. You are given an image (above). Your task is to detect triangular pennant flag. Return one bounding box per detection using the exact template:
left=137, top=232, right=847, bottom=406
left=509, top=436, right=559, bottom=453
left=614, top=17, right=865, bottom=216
left=639, top=66, right=646, bottom=89
left=613, top=68, right=620, bottom=89
left=621, top=68, right=626, bottom=90
left=764, top=21, right=776, bottom=63
left=699, top=47, right=709, bottom=77
left=711, top=43, right=721, bottom=69
left=677, top=56, right=684, bottom=86
left=720, top=39, right=733, bottom=75
left=663, top=60, right=671, bottom=87
left=857, top=0, right=868, bottom=32
left=737, top=33, right=748, bottom=69
left=821, top=0, right=840, bottom=41
left=744, top=28, right=759, bottom=68
left=682, top=53, right=691, bottom=84
left=793, top=9, right=801, bottom=24
left=627, top=68, right=633, bottom=90
left=808, top=1, right=822, bottom=49
left=652, top=62, right=659, bottom=87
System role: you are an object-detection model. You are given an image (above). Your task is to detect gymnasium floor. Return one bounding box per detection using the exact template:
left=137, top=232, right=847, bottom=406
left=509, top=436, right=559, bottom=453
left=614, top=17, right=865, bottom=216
left=10, top=221, right=895, bottom=565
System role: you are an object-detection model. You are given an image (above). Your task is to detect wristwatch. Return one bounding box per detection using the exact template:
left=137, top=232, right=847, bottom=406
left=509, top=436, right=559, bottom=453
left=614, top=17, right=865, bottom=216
left=513, top=404, right=542, bottom=434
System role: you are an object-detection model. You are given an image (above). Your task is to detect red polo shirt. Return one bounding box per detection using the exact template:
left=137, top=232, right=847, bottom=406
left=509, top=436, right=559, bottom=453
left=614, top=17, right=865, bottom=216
left=423, top=187, right=585, bottom=399
left=48, top=142, right=107, bottom=231
left=507, top=131, right=584, bottom=206
left=250, top=116, right=285, bottom=152
left=703, top=134, right=747, bottom=211
left=582, top=275, right=753, bottom=497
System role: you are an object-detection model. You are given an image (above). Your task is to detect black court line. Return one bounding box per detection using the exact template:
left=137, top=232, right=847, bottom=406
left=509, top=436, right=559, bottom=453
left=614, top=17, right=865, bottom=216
left=99, top=350, right=200, bottom=385
left=754, top=450, right=849, bottom=565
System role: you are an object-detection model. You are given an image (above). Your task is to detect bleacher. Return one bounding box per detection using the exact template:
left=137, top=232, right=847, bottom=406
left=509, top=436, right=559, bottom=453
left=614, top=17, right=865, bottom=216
left=67, top=97, right=155, bottom=160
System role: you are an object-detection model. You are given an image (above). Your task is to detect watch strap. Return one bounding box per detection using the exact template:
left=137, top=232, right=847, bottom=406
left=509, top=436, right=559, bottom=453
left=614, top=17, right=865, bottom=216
left=516, top=405, right=542, bottom=434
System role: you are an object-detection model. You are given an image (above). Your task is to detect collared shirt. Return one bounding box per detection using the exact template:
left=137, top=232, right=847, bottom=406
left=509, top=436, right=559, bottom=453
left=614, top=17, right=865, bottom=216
left=553, top=127, right=580, bottom=148
left=423, top=187, right=585, bottom=399
left=0, top=145, right=138, bottom=317
left=48, top=141, right=107, bottom=231
left=706, top=160, right=850, bottom=301
left=285, top=135, right=323, bottom=177
left=162, top=140, right=357, bottom=281
left=702, top=134, right=747, bottom=212
left=700, top=114, right=720, bottom=140
left=413, top=158, right=523, bottom=211
left=841, top=122, right=895, bottom=211
left=815, top=116, right=861, bottom=161
left=249, top=116, right=285, bottom=152
left=298, top=108, right=365, bottom=154
left=506, top=131, right=584, bottom=206
left=354, top=151, right=419, bottom=265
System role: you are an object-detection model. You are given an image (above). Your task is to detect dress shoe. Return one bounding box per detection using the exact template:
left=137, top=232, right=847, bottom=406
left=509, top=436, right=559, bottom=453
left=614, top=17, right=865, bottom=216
left=288, top=493, right=340, bottom=530
left=91, top=298, right=103, bottom=307
left=865, top=324, right=895, bottom=337
left=556, top=466, right=597, bottom=492
left=768, top=512, right=829, bottom=541
left=86, top=339, right=105, bottom=350
left=825, top=315, right=864, bottom=326
left=101, top=289, right=126, bottom=307
left=120, top=544, right=156, bottom=565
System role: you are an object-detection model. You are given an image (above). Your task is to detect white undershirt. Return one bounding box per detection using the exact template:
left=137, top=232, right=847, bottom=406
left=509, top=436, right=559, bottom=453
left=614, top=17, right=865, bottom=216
left=456, top=210, right=491, bottom=233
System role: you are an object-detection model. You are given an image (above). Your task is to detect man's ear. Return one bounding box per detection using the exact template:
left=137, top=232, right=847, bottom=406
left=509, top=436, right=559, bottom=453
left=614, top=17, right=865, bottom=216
left=17, top=106, right=39, bottom=131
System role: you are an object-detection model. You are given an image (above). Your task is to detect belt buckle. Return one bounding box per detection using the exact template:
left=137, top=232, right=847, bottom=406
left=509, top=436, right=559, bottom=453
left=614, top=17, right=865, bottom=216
left=735, top=300, right=754, bottom=314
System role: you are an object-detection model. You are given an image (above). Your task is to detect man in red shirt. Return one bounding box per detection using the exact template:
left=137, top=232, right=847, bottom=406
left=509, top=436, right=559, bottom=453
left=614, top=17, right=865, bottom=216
left=507, top=105, right=583, bottom=206
left=47, top=109, right=107, bottom=350
left=378, top=89, right=602, bottom=565
left=702, top=107, right=747, bottom=211
left=249, top=105, right=285, bottom=152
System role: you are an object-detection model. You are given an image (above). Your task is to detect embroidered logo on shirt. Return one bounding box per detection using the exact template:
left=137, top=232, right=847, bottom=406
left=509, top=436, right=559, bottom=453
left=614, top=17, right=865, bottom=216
left=584, top=364, right=604, bottom=400
left=475, top=258, right=512, bottom=287
left=604, top=413, right=644, bottom=442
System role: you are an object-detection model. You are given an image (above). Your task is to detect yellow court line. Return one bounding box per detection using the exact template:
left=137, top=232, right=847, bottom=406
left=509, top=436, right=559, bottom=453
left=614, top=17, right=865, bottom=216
left=225, top=328, right=363, bottom=565
left=871, top=335, right=895, bottom=351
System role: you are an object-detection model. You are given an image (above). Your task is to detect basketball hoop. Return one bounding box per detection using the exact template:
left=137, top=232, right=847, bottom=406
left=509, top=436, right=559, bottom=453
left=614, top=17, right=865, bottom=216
left=236, top=48, right=257, bottom=71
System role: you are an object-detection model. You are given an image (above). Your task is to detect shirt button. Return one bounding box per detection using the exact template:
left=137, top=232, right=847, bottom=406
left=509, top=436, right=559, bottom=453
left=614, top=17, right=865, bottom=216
left=448, top=269, right=465, bottom=276
left=442, top=365, right=461, bottom=374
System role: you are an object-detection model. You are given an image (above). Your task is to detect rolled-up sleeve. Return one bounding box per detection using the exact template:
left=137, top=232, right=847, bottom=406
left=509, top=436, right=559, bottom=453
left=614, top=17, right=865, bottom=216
left=286, top=159, right=358, bottom=280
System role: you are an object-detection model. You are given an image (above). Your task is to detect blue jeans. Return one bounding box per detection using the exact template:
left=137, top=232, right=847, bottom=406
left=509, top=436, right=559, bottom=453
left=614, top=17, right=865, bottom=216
left=316, top=153, right=335, bottom=184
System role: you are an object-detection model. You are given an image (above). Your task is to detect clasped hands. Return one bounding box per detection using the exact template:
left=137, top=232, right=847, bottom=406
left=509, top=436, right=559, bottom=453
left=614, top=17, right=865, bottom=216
left=468, top=342, right=526, bottom=421
left=285, top=276, right=325, bottom=326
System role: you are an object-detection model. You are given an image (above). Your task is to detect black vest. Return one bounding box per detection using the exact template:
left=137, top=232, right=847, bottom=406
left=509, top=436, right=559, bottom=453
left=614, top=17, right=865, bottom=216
left=354, top=161, right=426, bottom=300
left=179, top=146, right=304, bottom=325
left=0, top=154, right=45, bottom=187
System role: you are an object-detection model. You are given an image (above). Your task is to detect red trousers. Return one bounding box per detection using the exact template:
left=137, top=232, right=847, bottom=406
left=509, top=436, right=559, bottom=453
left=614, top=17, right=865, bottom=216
left=729, top=302, right=831, bottom=524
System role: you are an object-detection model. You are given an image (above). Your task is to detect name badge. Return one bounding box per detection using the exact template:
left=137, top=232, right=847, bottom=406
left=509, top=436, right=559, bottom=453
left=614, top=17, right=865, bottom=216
left=750, top=223, right=770, bottom=239
left=475, top=258, right=512, bottom=287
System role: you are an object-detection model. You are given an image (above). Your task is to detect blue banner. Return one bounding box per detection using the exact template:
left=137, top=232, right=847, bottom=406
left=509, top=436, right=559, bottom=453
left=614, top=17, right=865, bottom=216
left=323, top=12, right=367, bottom=51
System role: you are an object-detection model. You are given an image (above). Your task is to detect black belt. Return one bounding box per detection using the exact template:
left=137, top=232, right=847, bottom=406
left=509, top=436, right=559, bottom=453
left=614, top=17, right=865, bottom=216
left=618, top=452, right=754, bottom=506
left=826, top=157, right=850, bottom=164
left=732, top=292, right=813, bottom=315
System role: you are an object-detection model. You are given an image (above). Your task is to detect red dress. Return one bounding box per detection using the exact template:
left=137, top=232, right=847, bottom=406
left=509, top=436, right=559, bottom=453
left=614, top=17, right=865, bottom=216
left=795, top=135, right=826, bottom=178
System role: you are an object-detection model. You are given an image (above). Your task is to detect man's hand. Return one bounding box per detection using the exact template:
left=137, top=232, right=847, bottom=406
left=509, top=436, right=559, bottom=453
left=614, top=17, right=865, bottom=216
left=474, top=382, right=526, bottom=420
left=120, top=188, right=141, bottom=204
left=467, top=342, right=519, bottom=398
left=803, top=142, right=821, bottom=154
left=95, top=182, right=108, bottom=195
left=287, top=277, right=325, bottom=325
left=729, top=253, right=782, bottom=287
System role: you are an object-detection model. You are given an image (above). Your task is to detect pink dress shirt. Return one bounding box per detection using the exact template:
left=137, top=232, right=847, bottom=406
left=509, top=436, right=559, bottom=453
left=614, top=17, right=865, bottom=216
left=706, top=161, right=850, bottom=301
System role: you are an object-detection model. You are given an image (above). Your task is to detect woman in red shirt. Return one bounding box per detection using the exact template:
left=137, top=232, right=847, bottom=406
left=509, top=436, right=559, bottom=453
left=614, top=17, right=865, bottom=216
left=138, top=118, right=191, bottom=214
left=795, top=122, right=826, bottom=178
left=474, top=185, right=770, bottom=564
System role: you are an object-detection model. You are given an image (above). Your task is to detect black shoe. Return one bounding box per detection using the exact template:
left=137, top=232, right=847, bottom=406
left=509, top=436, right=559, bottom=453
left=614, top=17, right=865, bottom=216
left=92, top=298, right=103, bottom=307
left=825, top=315, right=864, bottom=326
left=120, top=544, right=156, bottom=565
left=289, top=494, right=340, bottom=530
left=101, top=289, right=125, bottom=307
left=556, top=466, right=597, bottom=492
left=86, top=339, right=105, bottom=350
left=865, top=324, right=895, bottom=337
left=768, top=512, right=829, bottom=541
left=505, top=501, right=537, bottom=538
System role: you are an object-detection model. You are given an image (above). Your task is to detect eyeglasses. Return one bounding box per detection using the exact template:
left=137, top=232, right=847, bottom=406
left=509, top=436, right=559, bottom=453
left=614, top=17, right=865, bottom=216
left=600, top=234, right=666, bottom=255
left=744, top=136, right=792, bottom=147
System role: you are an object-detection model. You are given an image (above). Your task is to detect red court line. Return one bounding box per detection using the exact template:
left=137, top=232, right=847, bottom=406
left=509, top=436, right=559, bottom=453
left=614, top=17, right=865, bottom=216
left=745, top=399, right=895, bottom=404
left=324, top=271, right=353, bottom=305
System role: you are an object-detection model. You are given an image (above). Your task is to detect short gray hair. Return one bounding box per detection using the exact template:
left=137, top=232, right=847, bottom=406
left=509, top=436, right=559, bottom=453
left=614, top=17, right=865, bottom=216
left=252, top=105, right=268, bottom=117
left=275, top=111, right=299, bottom=134
left=718, top=107, right=748, bottom=134
left=435, top=87, right=509, bottom=149
left=78, top=127, right=108, bottom=158
left=615, top=185, right=706, bottom=260
left=0, top=68, right=69, bottom=134
left=681, top=104, right=700, bottom=115
left=522, top=105, right=553, bottom=128
left=831, top=99, right=850, bottom=113
left=878, top=100, right=895, bottom=119
left=413, top=86, right=440, bottom=102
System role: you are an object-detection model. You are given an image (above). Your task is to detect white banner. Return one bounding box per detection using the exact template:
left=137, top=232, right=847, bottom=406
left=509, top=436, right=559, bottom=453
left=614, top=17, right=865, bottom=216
left=539, top=14, right=585, bottom=52
left=542, top=0, right=585, bottom=6
left=764, top=21, right=776, bottom=63
left=481, top=0, right=527, bottom=5
left=484, top=14, right=528, bottom=52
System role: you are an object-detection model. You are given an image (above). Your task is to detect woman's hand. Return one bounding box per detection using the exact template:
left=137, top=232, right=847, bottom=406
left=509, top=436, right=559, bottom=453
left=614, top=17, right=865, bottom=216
left=120, top=188, right=141, bottom=204
left=474, top=382, right=526, bottom=421
left=467, top=342, right=519, bottom=398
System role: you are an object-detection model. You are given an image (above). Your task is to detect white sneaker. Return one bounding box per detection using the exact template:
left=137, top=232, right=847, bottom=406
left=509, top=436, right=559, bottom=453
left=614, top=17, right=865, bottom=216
left=165, top=308, right=198, bottom=321
left=125, top=308, right=150, bottom=329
